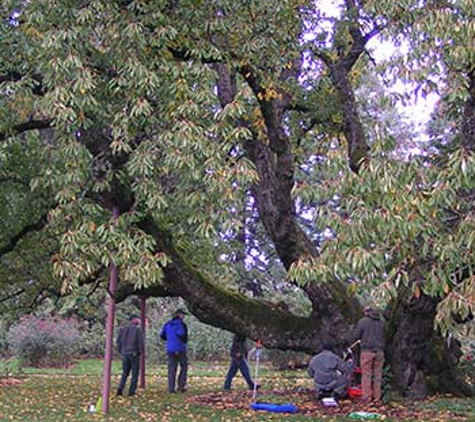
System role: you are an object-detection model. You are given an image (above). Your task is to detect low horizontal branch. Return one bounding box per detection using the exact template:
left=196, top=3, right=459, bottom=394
left=0, top=119, right=52, bottom=142
left=0, top=212, right=49, bottom=257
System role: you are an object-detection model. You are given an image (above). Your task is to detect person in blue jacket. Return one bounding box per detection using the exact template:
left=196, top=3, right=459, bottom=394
left=160, top=308, right=189, bottom=393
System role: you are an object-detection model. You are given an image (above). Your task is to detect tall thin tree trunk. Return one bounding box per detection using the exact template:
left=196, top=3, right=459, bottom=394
left=140, top=296, right=147, bottom=389
left=101, top=206, right=120, bottom=414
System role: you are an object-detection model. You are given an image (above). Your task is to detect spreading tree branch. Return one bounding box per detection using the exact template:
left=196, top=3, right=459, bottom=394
left=0, top=212, right=49, bottom=257
left=0, top=119, right=52, bottom=143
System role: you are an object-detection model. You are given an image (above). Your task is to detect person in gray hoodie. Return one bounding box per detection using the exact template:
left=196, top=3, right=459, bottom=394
left=308, top=343, right=354, bottom=399
left=353, top=305, right=385, bottom=403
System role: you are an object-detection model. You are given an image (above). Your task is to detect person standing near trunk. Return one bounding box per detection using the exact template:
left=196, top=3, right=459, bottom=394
left=353, top=305, right=385, bottom=403
left=117, top=314, right=144, bottom=397
left=160, top=309, right=188, bottom=393
left=223, top=334, right=257, bottom=391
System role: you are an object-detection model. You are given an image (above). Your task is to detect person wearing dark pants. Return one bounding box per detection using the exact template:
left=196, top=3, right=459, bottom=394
left=160, top=309, right=189, bottom=393
left=117, top=314, right=144, bottom=396
left=167, top=351, right=188, bottom=393
left=353, top=305, right=386, bottom=403
left=224, top=334, right=256, bottom=391
left=118, top=354, right=140, bottom=396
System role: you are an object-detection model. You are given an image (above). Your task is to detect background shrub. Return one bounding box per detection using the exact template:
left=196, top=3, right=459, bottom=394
left=78, top=322, right=106, bottom=358
left=7, top=315, right=81, bottom=368
left=0, top=322, right=9, bottom=358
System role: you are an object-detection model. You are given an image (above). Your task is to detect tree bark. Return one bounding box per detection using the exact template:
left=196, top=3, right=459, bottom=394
left=461, top=69, right=475, bottom=151
left=387, top=291, right=474, bottom=397
left=327, top=63, right=369, bottom=173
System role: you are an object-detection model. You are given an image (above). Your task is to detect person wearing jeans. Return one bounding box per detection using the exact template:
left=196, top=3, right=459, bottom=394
left=353, top=306, right=386, bottom=403
left=117, top=314, right=144, bottom=396
left=160, top=309, right=189, bottom=393
left=224, top=334, right=256, bottom=390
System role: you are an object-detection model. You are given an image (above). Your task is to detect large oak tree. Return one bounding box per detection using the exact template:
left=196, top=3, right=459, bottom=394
left=1, top=0, right=474, bottom=397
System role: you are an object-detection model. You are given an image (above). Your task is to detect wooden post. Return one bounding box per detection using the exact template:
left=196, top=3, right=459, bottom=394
left=101, top=206, right=119, bottom=414
left=140, top=296, right=146, bottom=388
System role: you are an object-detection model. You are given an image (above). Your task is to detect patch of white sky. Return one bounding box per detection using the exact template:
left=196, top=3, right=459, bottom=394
left=366, top=37, right=438, bottom=139
left=306, top=0, right=438, bottom=141
left=9, top=10, right=21, bottom=26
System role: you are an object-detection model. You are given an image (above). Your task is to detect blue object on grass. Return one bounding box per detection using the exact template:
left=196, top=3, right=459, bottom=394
left=250, top=402, right=298, bottom=413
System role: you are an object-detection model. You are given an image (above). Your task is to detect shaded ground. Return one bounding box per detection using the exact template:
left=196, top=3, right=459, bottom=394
left=187, top=388, right=473, bottom=421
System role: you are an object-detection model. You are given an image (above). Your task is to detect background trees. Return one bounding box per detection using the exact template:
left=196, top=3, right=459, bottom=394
left=0, top=0, right=474, bottom=396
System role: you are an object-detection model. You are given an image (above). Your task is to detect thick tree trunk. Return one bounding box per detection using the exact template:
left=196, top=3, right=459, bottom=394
left=125, top=217, right=474, bottom=397
left=243, top=137, right=360, bottom=324
left=232, top=64, right=362, bottom=324
left=387, top=292, right=474, bottom=398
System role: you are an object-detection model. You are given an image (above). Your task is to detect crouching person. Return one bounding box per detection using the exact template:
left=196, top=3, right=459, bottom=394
left=308, top=343, right=354, bottom=399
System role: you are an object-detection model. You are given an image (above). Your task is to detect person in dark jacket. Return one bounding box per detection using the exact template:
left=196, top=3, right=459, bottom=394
left=308, top=343, right=354, bottom=398
left=223, top=334, right=256, bottom=391
left=160, top=308, right=188, bottom=393
left=117, top=314, right=144, bottom=396
left=353, top=305, right=385, bottom=403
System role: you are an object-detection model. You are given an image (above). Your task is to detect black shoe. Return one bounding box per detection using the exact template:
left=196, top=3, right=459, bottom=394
left=177, top=388, right=187, bottom=393
left=116, top=390, right=123, bottom=396
left=128, top=392, right=135, bottom=397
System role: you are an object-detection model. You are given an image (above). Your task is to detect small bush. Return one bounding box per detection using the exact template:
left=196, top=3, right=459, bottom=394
left=0, top=357, right=16, bottom=377
left=8, top=316, right=81, bottom=368
left=78, top=323, right=105, bottom=358
left=187, top=319, right=233, bottom=361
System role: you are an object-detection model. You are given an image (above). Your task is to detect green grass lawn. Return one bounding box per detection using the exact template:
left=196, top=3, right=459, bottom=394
left=0, top=359, right=473, bottom=421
